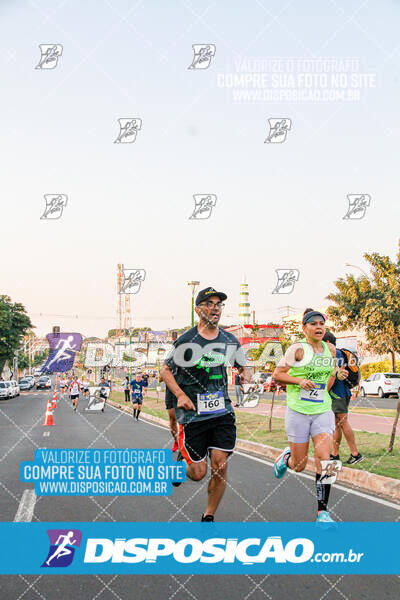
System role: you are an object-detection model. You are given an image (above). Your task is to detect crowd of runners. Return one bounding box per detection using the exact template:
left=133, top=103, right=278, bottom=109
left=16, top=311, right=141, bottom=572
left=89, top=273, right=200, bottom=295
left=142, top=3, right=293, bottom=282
left=53, top=286, right=364, bottom=524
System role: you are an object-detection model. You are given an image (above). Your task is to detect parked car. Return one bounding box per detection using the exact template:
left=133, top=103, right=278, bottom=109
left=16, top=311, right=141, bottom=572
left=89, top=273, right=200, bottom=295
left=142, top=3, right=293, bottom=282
left=9, top=380, right=20, bottom=396
left=0, top=382, right=10, bottom=399
left=360, top=373, right=400, bottom=398
left=3, top=381, right=15, bottom=398
left=36, top=376, right=52, bottom=390
left=19, top=378, right=34, bottom=391
left=34, top=368, right=43, bottom=377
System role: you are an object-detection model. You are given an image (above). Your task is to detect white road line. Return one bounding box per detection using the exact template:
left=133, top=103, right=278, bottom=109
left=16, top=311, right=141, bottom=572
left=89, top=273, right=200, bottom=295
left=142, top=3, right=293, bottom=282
left=106, top=402, right=400, bottom=511
left=14, top=489, right=37, bottom=522
left=43, top=432, right=50, bottom=437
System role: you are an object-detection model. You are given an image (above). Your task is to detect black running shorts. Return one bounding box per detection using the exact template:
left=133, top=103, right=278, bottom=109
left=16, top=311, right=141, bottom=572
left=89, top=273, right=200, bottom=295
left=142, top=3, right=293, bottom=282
left=165, top=388, right=175, bottom=410
left=132, top=395, right=143, bottom=405
left=71, top=394, right=79, bottom=400
left=178, top=413, right=236, bottom=464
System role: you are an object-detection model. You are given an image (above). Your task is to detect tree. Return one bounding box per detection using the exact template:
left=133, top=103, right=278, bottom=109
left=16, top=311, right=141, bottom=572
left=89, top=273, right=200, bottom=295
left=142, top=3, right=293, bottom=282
left=326, top=241, right=400, bottom=452
left=0, top=296, right=33, bottom=374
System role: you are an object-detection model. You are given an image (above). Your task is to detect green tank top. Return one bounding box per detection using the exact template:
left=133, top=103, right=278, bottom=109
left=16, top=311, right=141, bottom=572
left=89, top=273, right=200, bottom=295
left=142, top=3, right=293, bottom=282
left=286, top=340, right=334, bottom=414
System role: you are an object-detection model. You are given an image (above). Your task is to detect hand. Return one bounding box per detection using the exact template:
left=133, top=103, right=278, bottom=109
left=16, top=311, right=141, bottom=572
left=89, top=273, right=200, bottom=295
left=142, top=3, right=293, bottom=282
left=177, top=392, right=196, bottom=411
left=299, top=379, right=316, bottom=390
left=336, top=367, right=349, bottom=381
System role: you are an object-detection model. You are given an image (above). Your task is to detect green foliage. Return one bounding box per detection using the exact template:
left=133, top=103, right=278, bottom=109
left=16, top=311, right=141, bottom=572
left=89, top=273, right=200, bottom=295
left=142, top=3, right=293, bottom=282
left=327, top=242, right=400, bottom=369
left=0, top=295, right=33, bottom=373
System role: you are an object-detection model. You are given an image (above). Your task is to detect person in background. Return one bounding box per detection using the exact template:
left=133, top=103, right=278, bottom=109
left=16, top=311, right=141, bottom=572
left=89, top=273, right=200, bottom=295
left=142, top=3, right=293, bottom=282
left=123, top=376, right=130, bottom=402
left=234, top=371, right=244, bottom=407
left=323, top=331, right=364, bottom=465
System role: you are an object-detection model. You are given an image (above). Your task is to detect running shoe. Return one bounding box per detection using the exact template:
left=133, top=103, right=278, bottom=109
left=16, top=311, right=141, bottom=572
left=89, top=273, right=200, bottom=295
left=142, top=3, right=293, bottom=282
left=330, top=454, right=340, bottom=461
left=201, top=514, right=214, bottom=522
left=273, top=447, right=290, bottom=479
left=171, top=440, right=179, bottom=453
left=172, top=451, right=184, bottom=487
left=345, top=453, right=364, bottom=465
left=316, top=510, right=335, bottom=523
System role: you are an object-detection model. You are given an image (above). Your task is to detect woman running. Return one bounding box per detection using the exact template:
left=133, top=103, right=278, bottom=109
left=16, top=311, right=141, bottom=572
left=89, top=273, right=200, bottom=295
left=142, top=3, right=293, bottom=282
left=123, top=376, right=130, bottom=402
left=272, top=308, right=348, bottom=523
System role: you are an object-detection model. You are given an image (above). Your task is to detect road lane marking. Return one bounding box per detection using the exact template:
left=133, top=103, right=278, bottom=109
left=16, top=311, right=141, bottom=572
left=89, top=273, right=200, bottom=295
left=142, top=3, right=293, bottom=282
left=106, top=402, right=400, bottom=511
left=43, top=432, right=50, bottom=437
left=14, top=489, right=37, bottom=522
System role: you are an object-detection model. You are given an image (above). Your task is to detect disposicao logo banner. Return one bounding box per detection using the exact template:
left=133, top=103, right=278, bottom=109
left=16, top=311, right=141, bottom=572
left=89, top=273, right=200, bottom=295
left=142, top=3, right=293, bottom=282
left=0, top=523, right=399, bottom=574
left=41, top=333, right=83, bottom=373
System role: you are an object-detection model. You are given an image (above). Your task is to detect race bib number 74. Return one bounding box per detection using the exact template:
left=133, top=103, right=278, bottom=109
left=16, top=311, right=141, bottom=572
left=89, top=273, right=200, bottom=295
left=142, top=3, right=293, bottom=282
left=197, top=391, right=225, bottom=415
left=300, top=383, right=325, bottom=403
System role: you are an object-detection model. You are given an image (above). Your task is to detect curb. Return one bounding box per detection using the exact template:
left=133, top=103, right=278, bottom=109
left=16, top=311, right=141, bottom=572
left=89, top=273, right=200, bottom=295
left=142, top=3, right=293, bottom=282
left=107, top=399, right=400, bottom=504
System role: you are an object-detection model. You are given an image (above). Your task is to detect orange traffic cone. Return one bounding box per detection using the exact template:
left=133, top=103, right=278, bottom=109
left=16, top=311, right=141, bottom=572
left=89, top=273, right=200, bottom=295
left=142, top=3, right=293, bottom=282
left=43, top=401, right=54, bottom=426
left=52, top=391, right=57, bottom=409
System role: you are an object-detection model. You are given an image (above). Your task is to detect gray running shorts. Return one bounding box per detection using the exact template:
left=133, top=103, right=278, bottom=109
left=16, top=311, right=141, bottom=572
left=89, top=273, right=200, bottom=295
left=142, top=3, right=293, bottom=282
left=285, top=407, right=335, bottom=443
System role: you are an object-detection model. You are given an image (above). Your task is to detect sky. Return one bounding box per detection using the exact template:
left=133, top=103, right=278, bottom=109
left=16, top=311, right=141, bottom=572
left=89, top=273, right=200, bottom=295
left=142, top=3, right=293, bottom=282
left=1, top=0, right=399, bottom=338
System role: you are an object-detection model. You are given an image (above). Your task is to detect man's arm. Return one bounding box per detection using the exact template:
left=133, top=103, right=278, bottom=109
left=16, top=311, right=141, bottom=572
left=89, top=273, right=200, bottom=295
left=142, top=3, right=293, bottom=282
left=159, top=362, right=195, bottom=411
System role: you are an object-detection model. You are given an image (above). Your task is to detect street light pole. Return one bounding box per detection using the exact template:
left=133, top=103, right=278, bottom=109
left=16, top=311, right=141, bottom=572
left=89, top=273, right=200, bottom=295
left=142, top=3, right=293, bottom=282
left=345, top=263, right=370, bottom=279
left=187, top=281, right=200, bottom=327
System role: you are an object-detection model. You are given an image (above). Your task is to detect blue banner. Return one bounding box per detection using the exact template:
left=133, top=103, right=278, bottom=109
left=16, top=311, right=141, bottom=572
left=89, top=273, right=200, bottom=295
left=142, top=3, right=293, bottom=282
left=0, top=523, right=399, bottom=574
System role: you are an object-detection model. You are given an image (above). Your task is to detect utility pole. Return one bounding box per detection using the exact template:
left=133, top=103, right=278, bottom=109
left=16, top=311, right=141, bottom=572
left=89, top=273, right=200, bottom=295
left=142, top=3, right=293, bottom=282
left=187, top=281, right=200, bottom=327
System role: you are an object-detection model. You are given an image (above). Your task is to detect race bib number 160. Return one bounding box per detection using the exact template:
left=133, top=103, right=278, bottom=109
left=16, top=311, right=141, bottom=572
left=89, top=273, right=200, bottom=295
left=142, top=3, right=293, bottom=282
left=197, top=391, right=225, bottom=415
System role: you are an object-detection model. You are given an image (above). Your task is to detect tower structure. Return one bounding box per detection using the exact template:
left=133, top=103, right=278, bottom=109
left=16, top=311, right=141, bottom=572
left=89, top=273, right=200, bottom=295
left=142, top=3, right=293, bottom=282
left=117, top=263, right=132, bottom=334
left=239, top=279, right=250, bottom=325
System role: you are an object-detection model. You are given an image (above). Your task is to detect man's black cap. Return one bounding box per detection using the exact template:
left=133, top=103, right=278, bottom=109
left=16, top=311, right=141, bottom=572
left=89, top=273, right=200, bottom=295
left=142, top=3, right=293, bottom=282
left=195, top=286, right=227, bottom=306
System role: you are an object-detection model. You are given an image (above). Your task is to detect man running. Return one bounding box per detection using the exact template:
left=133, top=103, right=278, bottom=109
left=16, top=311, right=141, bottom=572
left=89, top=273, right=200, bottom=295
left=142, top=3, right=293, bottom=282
left=130, top=373, right=146, bottom=420
left=160, top=286, right=249, bottom=522
left=59, top=377, right=66, bottom=396
left=81, top=374, right=90, bottom=399
left=323, top=332, right=364, bottom=465
left=98, top=377, right=110, bottom=412
left=68, top=375, right=81, bottom=412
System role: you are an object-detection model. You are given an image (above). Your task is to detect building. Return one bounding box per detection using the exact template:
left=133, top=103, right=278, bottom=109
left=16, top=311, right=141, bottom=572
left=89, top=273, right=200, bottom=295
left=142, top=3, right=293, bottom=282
left=225, top=324, right=283, bottom=345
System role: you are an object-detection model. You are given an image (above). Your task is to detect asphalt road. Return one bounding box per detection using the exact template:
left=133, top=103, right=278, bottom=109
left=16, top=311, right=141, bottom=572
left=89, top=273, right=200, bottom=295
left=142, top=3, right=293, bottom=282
left=0, top=389, right=399, bottom=599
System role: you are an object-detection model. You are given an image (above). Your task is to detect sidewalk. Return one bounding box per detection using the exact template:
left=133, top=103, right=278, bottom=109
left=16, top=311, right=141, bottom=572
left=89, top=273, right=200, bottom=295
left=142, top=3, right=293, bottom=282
left=241, top=402, right=400, bottom=435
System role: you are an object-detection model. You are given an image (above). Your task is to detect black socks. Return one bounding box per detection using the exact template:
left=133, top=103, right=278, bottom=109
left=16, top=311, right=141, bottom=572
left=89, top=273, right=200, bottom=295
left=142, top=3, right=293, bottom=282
left=316, top=473, right=331, bottom=512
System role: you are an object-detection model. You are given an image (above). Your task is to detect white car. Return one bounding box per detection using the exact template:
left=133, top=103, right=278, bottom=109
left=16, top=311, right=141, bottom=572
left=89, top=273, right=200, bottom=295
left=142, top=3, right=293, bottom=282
left=9, top=380, right=20, bottom=396
left=360, top=373, right=400, bottom=398
left=3, top=381, right=14, bottom=398
left=0, top=382, right=9, bottom=399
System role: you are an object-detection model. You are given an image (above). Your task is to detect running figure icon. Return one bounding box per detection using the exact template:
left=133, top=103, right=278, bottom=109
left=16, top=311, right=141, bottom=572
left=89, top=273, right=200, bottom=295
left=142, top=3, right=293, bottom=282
left=46, top=335, right=78, bottom=370
left=45, top=531, right=77, bottom=566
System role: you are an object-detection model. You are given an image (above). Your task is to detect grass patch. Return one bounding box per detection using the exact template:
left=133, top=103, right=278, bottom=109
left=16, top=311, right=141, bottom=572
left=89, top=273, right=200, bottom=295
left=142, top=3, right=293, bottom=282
left=109, top=391, right=400, bottom=480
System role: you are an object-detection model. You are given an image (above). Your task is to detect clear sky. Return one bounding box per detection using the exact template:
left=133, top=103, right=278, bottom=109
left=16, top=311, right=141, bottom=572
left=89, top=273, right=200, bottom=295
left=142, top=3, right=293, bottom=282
left=1, top=0, right=399, bottom=338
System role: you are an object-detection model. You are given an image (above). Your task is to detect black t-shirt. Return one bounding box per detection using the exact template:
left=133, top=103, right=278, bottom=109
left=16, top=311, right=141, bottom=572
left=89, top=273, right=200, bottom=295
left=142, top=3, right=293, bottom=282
left=234, top=373, right=241, bottom=386
left=165, top=326, right=245, bottom=424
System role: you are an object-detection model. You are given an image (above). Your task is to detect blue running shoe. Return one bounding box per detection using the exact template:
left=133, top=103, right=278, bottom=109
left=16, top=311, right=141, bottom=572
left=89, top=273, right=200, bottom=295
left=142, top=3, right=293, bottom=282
left=273, top=447, right=290, bottom=479
left=316, top=510, right=335, bottom=523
